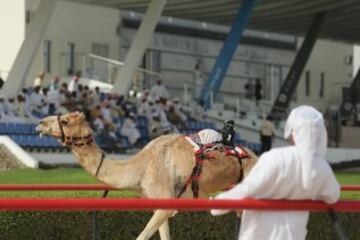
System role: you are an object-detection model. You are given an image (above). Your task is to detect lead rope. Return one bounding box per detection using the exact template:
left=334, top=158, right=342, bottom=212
left=57, top=115, right=66, bottom=144
left=92, top=152, right=108, bottom=240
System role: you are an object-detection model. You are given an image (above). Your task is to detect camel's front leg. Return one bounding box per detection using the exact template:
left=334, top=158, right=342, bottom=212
left=136, top=210, right=175, bottom=240
left=159, top=220, right=170, bottom=240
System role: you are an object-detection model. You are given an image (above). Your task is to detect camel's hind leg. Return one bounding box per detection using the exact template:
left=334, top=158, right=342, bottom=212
left=136, top=210, right=175, bottom=240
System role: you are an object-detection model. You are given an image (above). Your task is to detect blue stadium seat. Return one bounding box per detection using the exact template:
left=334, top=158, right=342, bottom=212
left=185, top=121, right=196, bottom=130
left=120, top=137, right=130, bottom=148
left=0, top=123, right=7, bottom=134
left=138, top=127, right=150, bottom=139
left=29, top=124, right=37, bottom=134
left=136, top=116, right=148, bottom=128
left=7, top=123, right=17, bottom=134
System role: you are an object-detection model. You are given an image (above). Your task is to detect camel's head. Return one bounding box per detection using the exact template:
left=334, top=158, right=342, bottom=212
left=36, top=112, right=92, bottom=145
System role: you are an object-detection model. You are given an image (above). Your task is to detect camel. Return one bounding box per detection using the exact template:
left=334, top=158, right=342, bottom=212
left=36, top=112, right=258, bottom=240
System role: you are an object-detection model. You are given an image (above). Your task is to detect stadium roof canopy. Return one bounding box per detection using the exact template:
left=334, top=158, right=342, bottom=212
left=65, top=0, right=360, bottom=43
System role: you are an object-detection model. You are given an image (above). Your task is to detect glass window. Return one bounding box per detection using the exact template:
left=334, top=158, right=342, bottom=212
left=91, top=43, right=109, bottom=58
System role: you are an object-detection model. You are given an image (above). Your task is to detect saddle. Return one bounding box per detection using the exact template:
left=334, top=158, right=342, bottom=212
left=177, top=132, right=249, bottom=198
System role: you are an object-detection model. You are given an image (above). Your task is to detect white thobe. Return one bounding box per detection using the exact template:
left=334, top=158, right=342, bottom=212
left=93, top=118, right=104, bottom=133
left=68, top=78, right=78, bottom=92
left=150, top=85, right=169, bottom=100
left=0, top=102, right=6, bottom=119
left=138, top=102, right=149, bottom=116
left=48, top=89, right=61, bottom=111
left=29, top=92, right=43, bottom=112
left=101, top=108, right=113, bottom=123
left=5, top=102, right=17, bottom=116
left=120, top=118, right=140, bottom=145
left=211, top=146, right=340, bottom=240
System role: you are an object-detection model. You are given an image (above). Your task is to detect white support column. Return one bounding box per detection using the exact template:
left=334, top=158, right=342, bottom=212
left=113, top=0, right=166, bottom=95
left=1, top=0, right=58, bottom=97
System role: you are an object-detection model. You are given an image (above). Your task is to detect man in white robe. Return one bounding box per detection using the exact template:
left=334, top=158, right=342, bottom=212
left=68, top=75, right=80, bottom=93
left=211, top=105, right=340, bottom=240
left=120, top=112, right=140, bottom=145
left=150, top=80, right=169, bottom=100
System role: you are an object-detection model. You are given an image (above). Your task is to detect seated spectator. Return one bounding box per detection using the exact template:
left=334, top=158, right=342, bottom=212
left=93, top=86, right=101, bottom=105
left=61, top=92, right=77, bottom=112
left=34, top=72, right=45, bottom=88
left=138, top=95, right=156, bottom=120
left=191, top=100, right=207, bottom=121
left=93, top=114, right=123, bottom=150
left=149, top=112, right=173, bottom=139
left=150, top=79, right=169, bottom=100
left=101, top=101, right=113, bottom=123
left=5, top=98, right=17, bottom=117
left=15, top=95, right=26, bottom=118
left=80, top=92, right=91, bottom=121
left=68, top=73, right=80, bottom=92
left=41, top=88, right=50, bottom=115
left=166, top=105, right=184, bottom=129
left=93, top=114, right=105, bottom=134
left=120, top=112, right=140, bottom=146
left=172, top=98, right=188, bottom=122
left=48, top=86, right=61, bottom=115
left=29, top=86, right=46, bottom=117
left=90, top=104, right=102, bottom=123
left=0, top=97, right=6, bottom=121
left=49, top=76, right=60, bottom=91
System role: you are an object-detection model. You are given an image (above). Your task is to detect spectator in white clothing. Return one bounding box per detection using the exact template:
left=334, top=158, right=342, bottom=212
left=68, top=74, right=80, bottom=92
left=5, top=98, right=17, bottom=117
left=101, top=101, right=113, bottom=123
left=120, top=112, right=140, bottom=146
left=150, top=79, right=169, bottom=100
left=0, top=98, right=6, bottom=120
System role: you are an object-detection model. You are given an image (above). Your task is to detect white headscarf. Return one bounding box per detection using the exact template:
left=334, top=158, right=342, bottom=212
left=284, top=105, right=327, bottom=189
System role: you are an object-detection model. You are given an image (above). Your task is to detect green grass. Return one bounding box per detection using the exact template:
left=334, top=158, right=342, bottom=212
left=0, top=168, right=136, bottom=198
left=334, top=170, right=359, bottom=185
left=0, top=168, right=358, bottom=198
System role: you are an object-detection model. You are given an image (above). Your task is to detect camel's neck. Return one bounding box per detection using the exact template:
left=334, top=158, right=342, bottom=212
left=70, top=143, right=143, bottom=190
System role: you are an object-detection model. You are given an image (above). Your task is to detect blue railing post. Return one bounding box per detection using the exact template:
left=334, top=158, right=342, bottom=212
left=201, top=0, right=257, bottom=108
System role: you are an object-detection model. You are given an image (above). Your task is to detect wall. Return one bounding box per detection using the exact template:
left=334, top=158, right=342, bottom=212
left=0, top=1, right=25, bottom=80
left=25, top=0, right=120, bottom=86
left=295, top=37, right=354, bottom=111
left=121, top=28, right=294, bottom=99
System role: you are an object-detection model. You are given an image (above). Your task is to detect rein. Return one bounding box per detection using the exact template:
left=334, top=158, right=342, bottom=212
left=56, top=115, right=105, bottom=177
left=57, top=115, right=66, bottom=144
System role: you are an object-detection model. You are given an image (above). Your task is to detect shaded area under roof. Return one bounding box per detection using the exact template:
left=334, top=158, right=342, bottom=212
left=64, top=0, right=360, bottom=44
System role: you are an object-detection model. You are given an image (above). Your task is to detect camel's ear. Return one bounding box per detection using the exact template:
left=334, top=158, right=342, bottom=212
left=78, top=112, right=86, bottom=122
left=60, top=116, right=70, bottom=125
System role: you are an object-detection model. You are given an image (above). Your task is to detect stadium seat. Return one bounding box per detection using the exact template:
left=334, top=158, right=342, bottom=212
left=120, top=137, right=131, bottom=148
left=0, top=123, right=7, bottom=134
left=138, top=127, right=150, bottom=139
left=136, top=116, right=148, bottom=128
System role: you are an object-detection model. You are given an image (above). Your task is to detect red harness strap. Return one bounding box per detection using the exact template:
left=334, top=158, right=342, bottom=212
left=178, top=133, right=250, bottom=198
left=177, top=149, right=205, bottom=198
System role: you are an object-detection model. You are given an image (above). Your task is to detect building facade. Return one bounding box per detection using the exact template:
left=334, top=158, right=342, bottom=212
left=0, top=0, right=357, bottom=113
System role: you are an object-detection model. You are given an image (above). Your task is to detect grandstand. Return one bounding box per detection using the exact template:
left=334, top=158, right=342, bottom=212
left=0, top=116, right=260, bottom=154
